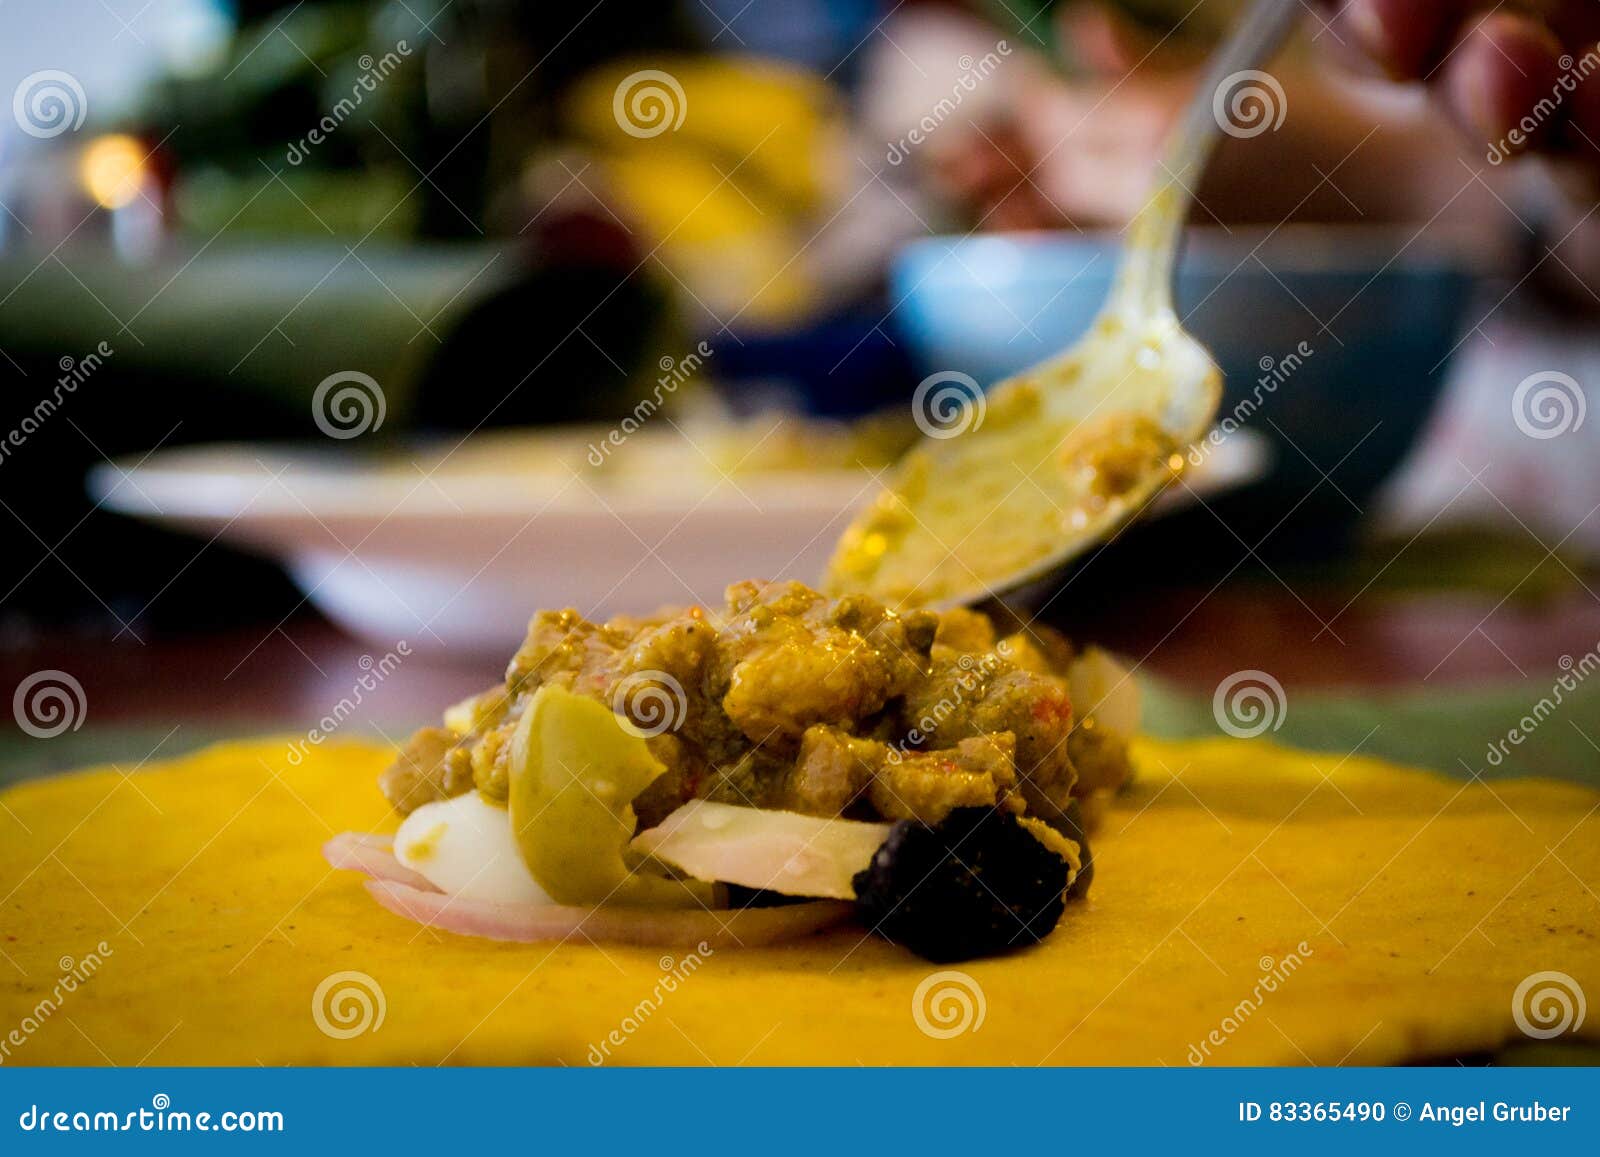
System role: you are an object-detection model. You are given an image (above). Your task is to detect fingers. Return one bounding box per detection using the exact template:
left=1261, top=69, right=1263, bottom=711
left=1334, top=0, right=1463, bottom=79
left=1324, top=2, right=1600, bottom=158
left=1441, top=12, right=1568, bottom=158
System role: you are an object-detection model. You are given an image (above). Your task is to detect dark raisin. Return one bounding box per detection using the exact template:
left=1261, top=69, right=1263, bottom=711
left=851, top=807, right=1069, bottom=962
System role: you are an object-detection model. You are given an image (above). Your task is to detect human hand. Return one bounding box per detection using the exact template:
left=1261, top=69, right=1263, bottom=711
left=1323, top=0, right=1600, bottom=169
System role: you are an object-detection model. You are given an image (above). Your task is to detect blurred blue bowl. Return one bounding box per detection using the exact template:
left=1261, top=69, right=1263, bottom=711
left=890, top=228, right=1477, bottom=519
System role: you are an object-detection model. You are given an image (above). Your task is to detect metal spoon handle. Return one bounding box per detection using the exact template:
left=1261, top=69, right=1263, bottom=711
left=1111, top=0, right=1304, bottom=315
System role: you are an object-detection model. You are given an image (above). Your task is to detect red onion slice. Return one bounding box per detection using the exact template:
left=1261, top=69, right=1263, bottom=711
left=364, top=878, right=853, bottom=948
left=322, top=832, right=440, bottom=892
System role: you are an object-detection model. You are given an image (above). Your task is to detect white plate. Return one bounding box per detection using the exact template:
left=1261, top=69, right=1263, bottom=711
left=90, top=427, right=1269, bottom=655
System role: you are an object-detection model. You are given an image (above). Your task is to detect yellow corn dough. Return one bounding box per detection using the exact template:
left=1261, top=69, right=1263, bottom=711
left=1, top=736, right=1595, bottom=1065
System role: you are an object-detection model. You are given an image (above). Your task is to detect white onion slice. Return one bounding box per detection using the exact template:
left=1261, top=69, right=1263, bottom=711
left=322, top=832, right=439, bottom=891
left=630, top=800, right=891, bottom=900
left=364, top=878, right=853, bottom=948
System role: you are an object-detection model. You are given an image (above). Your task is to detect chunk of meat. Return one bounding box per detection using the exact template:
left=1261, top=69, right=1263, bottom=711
left=379, top=726, right=474, bottom=815
left=1068, top=722, right=1134, bottom=795
left=900, top=655, right=1077, bottom=825
left=505, top=609, right=629, bottom=698
left=714, top=581, right=932, bottom=748
left=697, top=747, right=803, bottom=812
left=722, top=637, right=894, bottom=746
left=470, top=712, right=521, bottom=799
left=787, top=725, right=1022, bottom=825
left=996, top=627, right=1076, bottom=676
left=933, top=607, right=997, bottom=653
left=629, top=734, right=710, bottom=830
left=790, top=725, right=878, bottom=815
left=620, top=611, right=717, bottom=675
left=868, top=733, right=1020, bottom=823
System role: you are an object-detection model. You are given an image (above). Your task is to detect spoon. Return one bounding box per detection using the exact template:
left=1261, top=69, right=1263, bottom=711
left=825, top=0, right=1304, bottom=609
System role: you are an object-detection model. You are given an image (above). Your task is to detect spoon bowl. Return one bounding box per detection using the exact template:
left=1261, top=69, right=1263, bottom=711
left=825, top=0, right=1302, bottom=608
left=825, top=309, right=1220, bottom=607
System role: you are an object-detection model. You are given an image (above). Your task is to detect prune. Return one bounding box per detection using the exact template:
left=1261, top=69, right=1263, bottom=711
left=851, top=807, right=1069, bottom=962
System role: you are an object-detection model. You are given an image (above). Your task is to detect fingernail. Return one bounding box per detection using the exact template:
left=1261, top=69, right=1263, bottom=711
left=1344, top=0, right=1399, bottom=78
left=1447, top=43, right=1502, bottom=141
